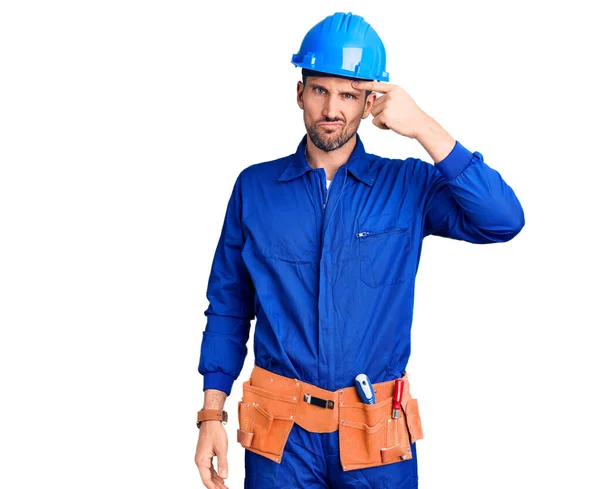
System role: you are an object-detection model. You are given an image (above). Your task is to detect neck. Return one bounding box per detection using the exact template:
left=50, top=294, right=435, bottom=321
left=305, top=134, right=357, bottom=180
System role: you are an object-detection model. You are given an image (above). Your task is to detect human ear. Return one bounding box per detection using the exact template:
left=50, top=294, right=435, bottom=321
left=362, top=92, right=376, bottom=119
left=297, top=81, right=305, bottom=110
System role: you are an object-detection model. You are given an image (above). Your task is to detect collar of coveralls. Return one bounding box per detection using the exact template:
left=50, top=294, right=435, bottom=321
left=277, top=133, right=375, bottom=186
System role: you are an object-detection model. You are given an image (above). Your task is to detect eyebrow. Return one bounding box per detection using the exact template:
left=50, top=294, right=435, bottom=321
left=308, top=82, right=360, bottom=95
left=307, top=82, right=327, bottom=90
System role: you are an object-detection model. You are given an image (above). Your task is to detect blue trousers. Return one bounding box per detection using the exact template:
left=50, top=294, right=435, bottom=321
left=244, top=422, right=418, bottom=488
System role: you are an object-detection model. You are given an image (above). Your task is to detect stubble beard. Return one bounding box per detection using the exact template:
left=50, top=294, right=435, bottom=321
left=305, top=116, right=361, bottom=152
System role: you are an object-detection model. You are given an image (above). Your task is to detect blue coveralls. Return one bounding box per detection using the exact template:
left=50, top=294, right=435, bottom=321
left=198, top=134, right=525, bottom=488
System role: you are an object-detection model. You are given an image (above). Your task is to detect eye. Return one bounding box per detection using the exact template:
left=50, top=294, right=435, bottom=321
left=343, top=93, right=356, bottom=100
left=314, top=87, right=326, bottom=94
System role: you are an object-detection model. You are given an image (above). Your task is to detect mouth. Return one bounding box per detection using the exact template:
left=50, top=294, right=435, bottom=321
left=317, top=122, right=343, bottom=128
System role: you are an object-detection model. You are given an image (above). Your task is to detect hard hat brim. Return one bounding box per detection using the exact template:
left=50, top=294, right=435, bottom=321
left=300, top=68, right=376, bottom=82
left=293, top=62, right=389, bottom=82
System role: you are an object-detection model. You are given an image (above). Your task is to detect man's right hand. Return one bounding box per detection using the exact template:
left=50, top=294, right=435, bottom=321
left=195, top=420, right=229, bottom=489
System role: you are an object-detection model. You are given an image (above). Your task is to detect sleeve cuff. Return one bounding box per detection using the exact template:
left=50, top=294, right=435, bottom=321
left=202, top=371, right=235, bottom=396
left=434, top=140, right=474, bottom=181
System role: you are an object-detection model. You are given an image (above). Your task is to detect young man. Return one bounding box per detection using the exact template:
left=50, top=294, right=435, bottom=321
left=195, top=12, right=525, bottom=489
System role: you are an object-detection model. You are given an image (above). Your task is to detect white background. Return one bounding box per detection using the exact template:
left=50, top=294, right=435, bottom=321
left=1, top=1, right=598, bottom=488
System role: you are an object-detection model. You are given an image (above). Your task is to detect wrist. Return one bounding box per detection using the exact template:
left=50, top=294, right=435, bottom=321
left=414, top=113, right=439, bottom=142
left=197, top=408, right=228, bottom=428
left=414, top=115, right=456, bottom=164
left=203, top=388, right=227, bottom=411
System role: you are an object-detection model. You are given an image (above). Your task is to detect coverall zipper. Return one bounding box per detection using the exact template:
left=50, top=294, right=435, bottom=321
left=323, top=170, right=338, bottom=211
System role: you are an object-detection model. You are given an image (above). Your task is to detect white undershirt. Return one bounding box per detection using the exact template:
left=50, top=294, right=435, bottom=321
left=326, top=178, right=332, bottom=189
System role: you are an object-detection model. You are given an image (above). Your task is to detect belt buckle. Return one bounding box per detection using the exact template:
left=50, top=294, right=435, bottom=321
left=304, top=393, right=335, bottom=409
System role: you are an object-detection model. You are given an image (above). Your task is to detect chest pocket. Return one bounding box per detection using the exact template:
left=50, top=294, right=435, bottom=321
left=245, top=208, right=318, bottom=263
left=356, top=213, right=412, bottom=287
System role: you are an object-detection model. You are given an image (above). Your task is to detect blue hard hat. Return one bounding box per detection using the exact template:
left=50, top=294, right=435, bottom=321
left=291, top=12, right=389, bottom=82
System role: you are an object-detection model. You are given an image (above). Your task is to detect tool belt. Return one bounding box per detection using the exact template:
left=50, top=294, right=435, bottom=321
left=236, top=364, right=424, bottom=472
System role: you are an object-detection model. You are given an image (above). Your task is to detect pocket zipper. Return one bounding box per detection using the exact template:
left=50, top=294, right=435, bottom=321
left=356, top=227, right=408, bottom=238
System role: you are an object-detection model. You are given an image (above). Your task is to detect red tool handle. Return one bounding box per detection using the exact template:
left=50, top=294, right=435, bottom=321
left=392, top=379, right=404, bottom=410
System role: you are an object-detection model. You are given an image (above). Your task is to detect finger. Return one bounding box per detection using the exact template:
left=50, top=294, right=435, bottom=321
left=210, top=466, right=228, bottom=489
left=370, top=102, right=386, bottom=118
left=371, top=95, right=386, bottom=111
left=197, top=456, right=217, bottom=489
left=214, top=442, right=228, bottom=479
left=210, top=465, right=225, bottom=482
left=198, top=465, right=216, bottom=489
left=352, top=80, right=393, bottom=93
left=372, top=115, right=389, bottom=130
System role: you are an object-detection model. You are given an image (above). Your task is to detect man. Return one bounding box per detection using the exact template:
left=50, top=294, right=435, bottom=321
left=194, top=12, right=525, bottom=489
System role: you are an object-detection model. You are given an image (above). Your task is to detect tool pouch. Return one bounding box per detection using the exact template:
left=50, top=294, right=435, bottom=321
left=338, top=391, right=424, bottom=471
left=236, top=380, right=298, bottom=464
left=235, top=365, right=424, bottom=471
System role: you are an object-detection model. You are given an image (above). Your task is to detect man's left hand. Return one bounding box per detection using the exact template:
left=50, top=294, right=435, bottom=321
left=352, top=80, right=430, bottom=139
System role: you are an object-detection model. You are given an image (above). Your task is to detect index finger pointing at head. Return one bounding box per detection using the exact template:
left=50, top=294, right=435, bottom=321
left=351, top=80, right=392, bottom=93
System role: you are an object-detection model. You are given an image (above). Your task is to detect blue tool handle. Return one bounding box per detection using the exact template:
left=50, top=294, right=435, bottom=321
left=354, top=373, right=376, bottom=404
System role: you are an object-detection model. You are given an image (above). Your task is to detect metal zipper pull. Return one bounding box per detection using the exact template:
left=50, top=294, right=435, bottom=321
left=356, top=231, right=370, bottom=238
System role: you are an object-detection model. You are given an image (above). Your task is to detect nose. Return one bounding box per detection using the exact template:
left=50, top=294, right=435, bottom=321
left=322, top=94, right=340, bottom=120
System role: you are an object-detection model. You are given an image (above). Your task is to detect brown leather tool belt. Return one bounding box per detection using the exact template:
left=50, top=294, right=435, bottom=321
left=237, top=364, right=424, bottom=472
